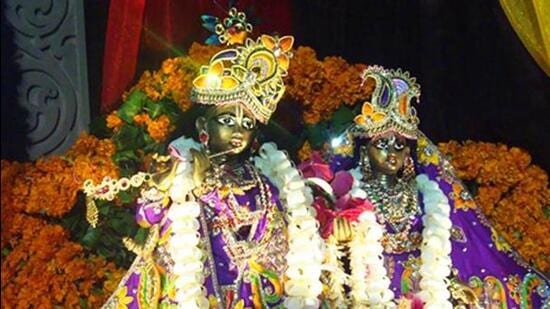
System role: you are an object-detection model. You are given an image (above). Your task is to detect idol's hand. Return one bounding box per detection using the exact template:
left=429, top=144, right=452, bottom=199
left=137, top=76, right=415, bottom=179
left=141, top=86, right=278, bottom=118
left=190, top=148, right=211, bottom=188
left=333, top=217, right=353, bottom=244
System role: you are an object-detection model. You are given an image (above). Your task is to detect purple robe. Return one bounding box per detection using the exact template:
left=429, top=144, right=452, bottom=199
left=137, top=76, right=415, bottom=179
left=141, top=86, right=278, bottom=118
left=105, top=162, right=288, bottom=309
left=330, top=136, right=549, bottom=308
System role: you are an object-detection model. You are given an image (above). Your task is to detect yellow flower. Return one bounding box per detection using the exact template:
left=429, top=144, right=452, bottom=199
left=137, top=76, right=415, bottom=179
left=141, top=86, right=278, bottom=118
left=115, top=286, right=134, bottom=309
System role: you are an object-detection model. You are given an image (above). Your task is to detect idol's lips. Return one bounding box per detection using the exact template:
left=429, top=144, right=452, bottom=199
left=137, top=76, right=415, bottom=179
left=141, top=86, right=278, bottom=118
left=387, top=155, right=397, bottom=165
left=230, top=138, right=243, bottom=147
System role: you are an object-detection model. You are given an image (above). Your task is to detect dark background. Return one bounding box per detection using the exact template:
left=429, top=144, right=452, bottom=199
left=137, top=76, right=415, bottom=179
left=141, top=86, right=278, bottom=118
left=3, top=0, right=549, bottom=170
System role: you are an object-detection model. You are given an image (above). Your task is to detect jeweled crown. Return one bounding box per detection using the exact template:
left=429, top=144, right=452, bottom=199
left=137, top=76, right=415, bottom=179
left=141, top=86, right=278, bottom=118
left=191, top=35, right=294, bottom=123
left=351, top=65, right=421, bottom=139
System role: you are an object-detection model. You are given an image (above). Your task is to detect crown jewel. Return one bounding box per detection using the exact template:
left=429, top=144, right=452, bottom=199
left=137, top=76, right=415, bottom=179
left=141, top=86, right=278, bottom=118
left=191, top=35, right=294, bottom=123
left=351, top=65, right=421, bottom=139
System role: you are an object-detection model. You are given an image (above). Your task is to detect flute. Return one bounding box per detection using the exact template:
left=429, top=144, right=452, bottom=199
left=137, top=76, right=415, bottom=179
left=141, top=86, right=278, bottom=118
left=207, top=147, right=240, bottom=159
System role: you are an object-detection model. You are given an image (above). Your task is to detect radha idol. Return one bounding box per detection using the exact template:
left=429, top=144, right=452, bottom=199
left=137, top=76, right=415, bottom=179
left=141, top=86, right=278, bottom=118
left=97, top=35, right=324, bottom=308
left=319, top=66, right=549, bottom=308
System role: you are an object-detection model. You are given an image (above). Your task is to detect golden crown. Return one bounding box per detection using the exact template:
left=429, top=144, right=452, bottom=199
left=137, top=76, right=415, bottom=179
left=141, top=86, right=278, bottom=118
left=350, top=65, right=421, bottom=139
left=191, top=35, right=294, bottom=123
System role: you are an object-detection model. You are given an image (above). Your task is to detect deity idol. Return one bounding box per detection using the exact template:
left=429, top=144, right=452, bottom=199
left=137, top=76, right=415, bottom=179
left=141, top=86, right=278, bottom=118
left=96, top=35, right=324, bottom=308
left=315, top=66, right=549, bottom=308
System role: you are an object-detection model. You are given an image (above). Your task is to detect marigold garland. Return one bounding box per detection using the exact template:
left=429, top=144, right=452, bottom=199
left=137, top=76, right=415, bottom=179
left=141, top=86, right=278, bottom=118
left=127, top=44, right=375, bottom=125
left=125, top=43, right=223, bottom=112
left=438, top=140, right=550, bottom=273
left=285, top=47, right=374, bottom=124
left=1, top=214, right=123, bottom=308
left=2, top=40, right=549, bottom=308
left=1, top=133, right=122, bottom=307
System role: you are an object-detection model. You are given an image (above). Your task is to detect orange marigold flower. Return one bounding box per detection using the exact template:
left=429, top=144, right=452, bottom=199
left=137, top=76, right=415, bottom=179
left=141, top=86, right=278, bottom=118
left=298, top=141, right=313, bottom=162
left=188, top=42, right=223, bottom=64
left=441, top=140, right=549, bottom=273
left=106, top=112, right=123, bottom=131
left=133, top=113, right=151, bottom=126
left=147, top=115, right=175, bottom=142
left=1, top=215, right=124, bottom=307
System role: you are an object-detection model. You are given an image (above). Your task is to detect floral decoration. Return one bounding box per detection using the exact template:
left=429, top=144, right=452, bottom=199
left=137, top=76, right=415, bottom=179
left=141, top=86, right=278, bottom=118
left=1, top=39, right=548, bottom=308
left=439, top=140, right=549, bottom=273
left=1, top=134, right=123, bottom=307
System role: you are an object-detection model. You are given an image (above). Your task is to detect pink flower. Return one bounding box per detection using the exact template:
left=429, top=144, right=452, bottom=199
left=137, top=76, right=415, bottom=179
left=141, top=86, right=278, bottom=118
left=337, top=197, right=374, bottom=222
left=298, top=152, right=333, bottom=182
left=331, top=171, right=354, bottom=198
left=312, top=197, right=336, bottom=238
left=398, top=293, right=424, bottom=309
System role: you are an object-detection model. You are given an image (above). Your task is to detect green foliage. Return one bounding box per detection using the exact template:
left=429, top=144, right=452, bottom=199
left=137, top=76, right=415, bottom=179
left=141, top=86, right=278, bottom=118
left=89, top=116, right=111, bottom=139
left=117, top=91, right=147, bottom=123
left=303, top=105, right=357, bottom=150
left=331, top=106, right=355, bottom=133
left=61, top=195, right=140, bottom=268
left=63, top=89, right=190, bottom=267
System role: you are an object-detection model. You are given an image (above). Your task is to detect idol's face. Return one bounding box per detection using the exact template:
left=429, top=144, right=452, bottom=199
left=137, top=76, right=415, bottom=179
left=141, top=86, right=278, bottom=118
left=366, top=133, right=410, bottom=176
left=197, top=102, right=258, bottom=156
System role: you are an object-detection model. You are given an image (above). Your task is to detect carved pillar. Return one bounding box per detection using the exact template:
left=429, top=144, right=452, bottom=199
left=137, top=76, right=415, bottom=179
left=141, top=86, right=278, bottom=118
left=4, top=0, right=90, bottom=159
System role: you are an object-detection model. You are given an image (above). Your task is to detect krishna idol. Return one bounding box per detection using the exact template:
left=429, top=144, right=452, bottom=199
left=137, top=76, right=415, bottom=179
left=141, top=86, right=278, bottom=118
left=88, top=34, right=324, bottom=309
left=316, top=66, right=549, bottom=308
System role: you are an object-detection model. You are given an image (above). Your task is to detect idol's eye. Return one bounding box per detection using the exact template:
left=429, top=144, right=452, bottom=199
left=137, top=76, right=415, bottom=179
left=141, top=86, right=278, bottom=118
left=217, top=114, right=236, bottom=126
left=242, top=117, right=256, bottom=130
left=394, top=140, right=405, bottom=151
left=374, top=138, right=388, bottom=150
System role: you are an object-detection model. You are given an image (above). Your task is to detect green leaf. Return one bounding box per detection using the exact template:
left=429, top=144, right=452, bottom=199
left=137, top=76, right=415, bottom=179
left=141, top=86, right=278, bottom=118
left=544, top=205, right=550, bottom=219
left=160, top=98, right=183, bottom=123
left=110, top=213, right=136, bottom=236
left=145, top=99, right=164, bottom=119
left=89, top=116, right=111, bottom=138
left=81, top=227, right=101, bottom=248
left=113, top=125, right=142, bottom=151
left=97, top=247, right=115, bottom=259
left=113, top=149, right=139, bottom=165
left=2, top=247, right=11, bottom=257
left=331, top=106, right=354, bottom=133
left=98, top=202, right=112, bottom=216
left=305, top=122, right=329, bottom=149
left=134, top=228, right=149, bottom=245
left=143, top=140, right=166, bottom=154
left=79, top=297, right=88, bottom=309
left=118, top=190, right=136, bottom=204
left=118, top=91, right=146, bottom=123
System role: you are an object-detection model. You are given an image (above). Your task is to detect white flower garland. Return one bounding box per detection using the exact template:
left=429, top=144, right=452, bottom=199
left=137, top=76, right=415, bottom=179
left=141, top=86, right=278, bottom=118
left=341, top=171, right=452, bottom=308
left=415, top=174, right=453, bottom=309
left=254, top=143, right=324, bottom=309
left=324, top=236, right=348, bottom=308
left=351, top=211, right=395, bottom=308
left=166, top=138, right=210, bottom=309
left=165, top=139, right=323, bottom=308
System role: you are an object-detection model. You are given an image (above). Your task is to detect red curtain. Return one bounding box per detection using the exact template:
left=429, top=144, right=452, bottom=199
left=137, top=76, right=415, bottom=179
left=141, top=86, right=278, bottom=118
left=100, top=0, right=292, bottom=113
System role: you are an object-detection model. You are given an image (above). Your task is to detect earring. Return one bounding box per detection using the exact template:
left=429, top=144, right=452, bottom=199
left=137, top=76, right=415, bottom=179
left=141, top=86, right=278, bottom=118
left=251, top=137, right=260, bottom=153
left=402, top=156, right=416, bottom=181
left=359, top=145, right=372, bottom=179
left=199, top=130, right=209, bottom=147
